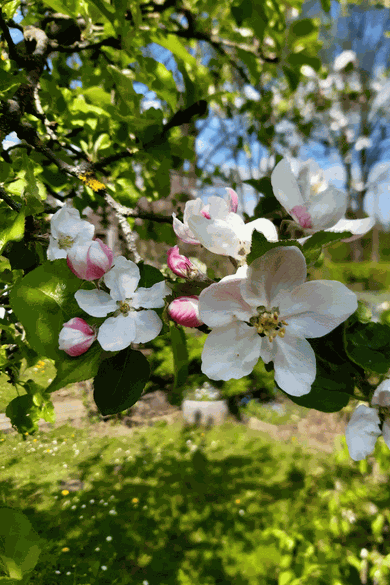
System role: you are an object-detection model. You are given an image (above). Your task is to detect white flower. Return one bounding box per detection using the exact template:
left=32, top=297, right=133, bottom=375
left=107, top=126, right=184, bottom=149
left=345, top=380, right=390, bottom=461
left=271, top=159, right=375, bottom=242
left=173, top=191, right=278, bottom=260
left=74, top=256, right=170, bottom=351
left=334, top=50, right=357, bottom=72
left=47, top=205, right=95, bottom=260
left=198, top=246, right=357, bottom=397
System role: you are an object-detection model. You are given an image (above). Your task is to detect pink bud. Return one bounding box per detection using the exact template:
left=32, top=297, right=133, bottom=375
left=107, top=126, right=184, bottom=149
left=67, top=239, right=113, bottom=281
left=167, top=296, right=203, bottom=328
left=226, top=188, right=239, bottom=213
left=291, top=205, right=313, bottom=229
left=167, top=246, right=196, bottom=278
left=59, top=317, right=97, bottom=357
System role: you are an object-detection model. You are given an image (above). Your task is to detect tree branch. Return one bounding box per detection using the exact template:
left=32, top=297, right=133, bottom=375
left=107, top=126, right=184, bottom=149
left=104, top=193, right=141, bottom=262
left=94, top=100, right=208, bottom=172
left=0, top=9, right=24, bottom=65
left=0, top=187, right=22, bottom=212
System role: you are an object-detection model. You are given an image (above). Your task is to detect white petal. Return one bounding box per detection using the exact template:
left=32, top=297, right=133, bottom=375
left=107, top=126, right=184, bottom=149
left=258, top=334, right=278, bottom=364
left=74, top=290, right=117, bottom=317
left=382, top=418, right=390, bottom=451
left=306, top=185, right=347, bottom=231
left=218, top=264, right=248, bottom=283
left=243, top=218, right=279, bottom=244
left=132, top=310, right=163, bottom=343
left=325, top=217, right=375, bottom=242
left=47, top=236, right=67, bottom=260
left=97, top=314, right=136, bottom=351
left=371, top=379, right=390, bottom=407
left=172, top=213, right=200, bottom=245
left=201, top=322, right=261, bottom=381
left=272, top=331, right=316, bottom=397
left=103, top=256, right=140, bottom=301
left=345, top=405, right=381, bottom=461
left=73, top=221, right=95, bottom=243
left=207, top=196, right=230, bottom=219
left=199, top=279, right=254, bottom=328
left=51, top=207, right=81, bottom=239
left=271, top=159, right=304, bottom=211
left=280, top=280, right=357, bottom=338
left=132, top=281, right=171, bottom=309
left=183, top=198, right=203, bottom=225
left=241, top=246, right=307, bottom=308
left=187, top=215, right=241, bottom=257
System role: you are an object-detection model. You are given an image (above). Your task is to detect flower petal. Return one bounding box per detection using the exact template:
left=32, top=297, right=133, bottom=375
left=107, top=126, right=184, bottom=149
left=243, top=218, right=279, bottom=244
left=279, top=280, right=357, bottom=338
left=325, top=216, right=375, bottom=242
left=103, top=256, right=140, bottom=301
left=207, top=196, right=230, bottom=219
left=172, top=213, right=200, bottom=245
left=241, top=246, right=307, bottom=309
left=132, top=310, right=163, bottom=343
left=306, top=184, right=348, bottom=231
left=199, top=279, right=254, bottom=328
left=187, top=215, right=241, bottom=257
left=201, top=322, right=261, bottom=380
left=372, top=379, right=390, bottom=406
left=183, top=198, right=203, bottom=225
left=382, top=418, right=390, bottom=451
left=74, top=290, right=117, bottom=317
left=271, top=159, right=304, bottom=211
left=132, top=280, right=171, bottom=309
left=271, top=331, right=316, bottom=397
left=345, top=404, right=381, bottom=461
left=47, top=236, right=67, bottom=260
left=97, top=314, right=136, bottom=351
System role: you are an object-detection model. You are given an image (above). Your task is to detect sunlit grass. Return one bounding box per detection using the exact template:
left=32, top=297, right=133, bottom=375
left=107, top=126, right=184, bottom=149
left=2, top=420, right=390, bottom=584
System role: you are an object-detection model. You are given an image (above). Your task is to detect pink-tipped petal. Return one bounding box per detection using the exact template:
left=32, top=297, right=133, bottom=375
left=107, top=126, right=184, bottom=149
left=167, top=246, right=194, bottom=278
left=291, top=205, right=313, bottom=229
left=59, top=317, right=97, bottom=356
left=226, top=188, right=239, bottom=213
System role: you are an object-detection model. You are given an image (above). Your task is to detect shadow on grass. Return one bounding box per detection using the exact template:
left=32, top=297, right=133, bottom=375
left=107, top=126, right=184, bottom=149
left=0, top=423, right=384, bottom=585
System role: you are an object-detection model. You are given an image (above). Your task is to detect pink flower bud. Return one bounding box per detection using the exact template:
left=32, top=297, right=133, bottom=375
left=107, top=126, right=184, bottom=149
left=167, top=246, right=196, bottom=278
left=59, top=317, right=97, bottom=357
left=67, top=239, right=113, bottom=281
left=226, top=188, right=239, bottom=213
left=167, top=296, right=203, bottom=328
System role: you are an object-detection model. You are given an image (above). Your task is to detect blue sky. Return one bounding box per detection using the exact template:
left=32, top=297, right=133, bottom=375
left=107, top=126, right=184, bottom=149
left=3, top=5, right=390, bottom=227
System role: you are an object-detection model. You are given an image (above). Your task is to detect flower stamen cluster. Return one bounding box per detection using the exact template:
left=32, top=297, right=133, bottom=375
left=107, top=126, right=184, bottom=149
left=58, top=235, right=75, bottom=250
left=248, top=306, right=288, bottom=341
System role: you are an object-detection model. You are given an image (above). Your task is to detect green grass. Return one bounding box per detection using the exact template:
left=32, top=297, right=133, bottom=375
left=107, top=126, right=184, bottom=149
left=2, top=420, right=390, bottom=584
left=239, top=397, right=309, bottom=426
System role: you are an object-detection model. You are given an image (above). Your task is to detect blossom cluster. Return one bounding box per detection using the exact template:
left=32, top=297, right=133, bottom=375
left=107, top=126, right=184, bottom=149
left=49, top=158, right=379, bottom=462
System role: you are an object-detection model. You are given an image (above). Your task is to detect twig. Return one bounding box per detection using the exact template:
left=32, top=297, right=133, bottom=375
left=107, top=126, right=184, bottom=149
left=0, top=9, right=23, bottom=65
left=0, top=187, right=22, bottom=212
left=104, top=192, right=141, bottom=262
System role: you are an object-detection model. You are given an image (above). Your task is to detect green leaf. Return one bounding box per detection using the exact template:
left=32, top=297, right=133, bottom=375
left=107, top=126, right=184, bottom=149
left=5, top=395, right=40, bottom=434
left=107, top=65, right=141, bottom=115
left=345, top=320, right=390, bottom=374
left=47, top=342, right=103, bottom=393
left=302, top=230, right=353, bottom=266
left=0, top=508, right=42, bottom=580
left=88, top=0, right=116, bottom=29
left=9, top=260, right=85, bottom=360
left=291, top=19, right=316, bottom=37
left=287, top=53, right=321, bottom=72
left=0, top=0, right=19, bottom=19
left=247, top=230, right=303, bottom=266
left=320, top=0, right=331, bottom=12
left=40, top=0, right=79, bottom=18
left=93, top=348, right=150, bottom=415
left=170, top=323, right=189, bottom=389
left=137, top=262, right=165, bottom=288
left=0, top=207, right=25, bottom=254
left=22, top=153, right=44, bottom=216
left=283, top=66, right=299, bottom=91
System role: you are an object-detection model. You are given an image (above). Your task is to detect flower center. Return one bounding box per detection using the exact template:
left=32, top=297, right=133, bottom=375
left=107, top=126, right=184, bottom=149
left=58, top=235, right=75, bottom=250
left=249, top=306, right=288, bottom=342
left=117, top=300, right=133, bottom=316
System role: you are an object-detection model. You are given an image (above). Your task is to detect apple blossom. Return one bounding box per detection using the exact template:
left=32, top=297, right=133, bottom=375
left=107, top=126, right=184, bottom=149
left=74, top=256, right=170, bottom=351
left=67, top=239, right=114, bottom=281
left=47, top=205, right=95, bottom=260
left=345, top=379, right=390, bottom=461
left=173, top=190, right=278, bottom=260
left=59, top=317, right=97, bottom=357
left=271, top=159, right=375, bottom=242
left=198, top=246, right=357, bottom=397
left=167, top=246, right=198, bottom=278
left=167, top=296, right=203, bottom=328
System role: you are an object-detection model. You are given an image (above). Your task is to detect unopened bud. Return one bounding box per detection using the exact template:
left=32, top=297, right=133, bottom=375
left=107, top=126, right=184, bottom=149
left=59, top=317, right=97, bottom=356
left=67, top=239, right=113, bottom=281
left=167, top=296, right=203, bottom=328
left=225, top=188, right=239, bottom=213
left=167, top=246, right=197, bottom=278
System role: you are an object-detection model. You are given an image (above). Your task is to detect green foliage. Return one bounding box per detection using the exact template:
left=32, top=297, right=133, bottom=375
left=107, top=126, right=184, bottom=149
left=345, top=319, right=390, bottom=375
left=0, top=508, right=42, bottom=581
left=170, top=323, right=189, bottom=395
left=310, top=259, right=390, bottom=291
left=93, top=347, right=150, bottom=415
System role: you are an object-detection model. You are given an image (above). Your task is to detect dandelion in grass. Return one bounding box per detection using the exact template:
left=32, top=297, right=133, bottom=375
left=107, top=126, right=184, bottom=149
left=132, top=498, right=139, bottom=504
left=62, top=547, right=70, bottom=552
left=235, top=499, right=241, bottom=504
left=62, top=490, right=69, bottom=496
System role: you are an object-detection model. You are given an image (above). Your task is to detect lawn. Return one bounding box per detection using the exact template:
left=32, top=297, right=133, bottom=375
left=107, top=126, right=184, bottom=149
left=2, top=417, right=390, bottom=585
